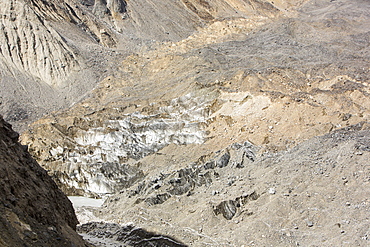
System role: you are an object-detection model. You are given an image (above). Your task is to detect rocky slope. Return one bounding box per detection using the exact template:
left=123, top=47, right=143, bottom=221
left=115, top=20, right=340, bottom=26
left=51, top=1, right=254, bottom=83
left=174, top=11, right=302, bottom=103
left=0, top=0, right=102, bottom=131
left=86, top=122, right=370, bottom=246
left=3, top=0, right=370, bottom=246
left=0, top=0, right=289, bottom=131
left=0, top=115, right=86, bottom=246
left=21, top=0, right=370, bottom=197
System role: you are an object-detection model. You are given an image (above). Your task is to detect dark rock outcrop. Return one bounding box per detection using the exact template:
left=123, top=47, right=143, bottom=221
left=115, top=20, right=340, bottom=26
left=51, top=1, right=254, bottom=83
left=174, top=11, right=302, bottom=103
left=78, top=222, right=188, bottom=247
left=213, top=191, right=259, bottom=220
left=0, top=115, right=85, bottom=246
left=116, top=141, right=257, bottom=209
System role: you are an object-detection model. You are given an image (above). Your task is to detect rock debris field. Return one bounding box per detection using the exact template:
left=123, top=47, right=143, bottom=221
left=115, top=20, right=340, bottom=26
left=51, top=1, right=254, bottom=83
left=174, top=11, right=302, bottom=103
left=0, top=0, right=370, bottom=246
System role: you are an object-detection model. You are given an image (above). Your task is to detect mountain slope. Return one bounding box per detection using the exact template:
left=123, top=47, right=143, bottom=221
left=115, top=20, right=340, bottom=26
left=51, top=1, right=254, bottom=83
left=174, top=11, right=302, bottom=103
left=0, top=0, right=288, bottom=131
left=0, top=115, right=86, bottom=246
left=2, top=0, right=369, bottom=246
left=91, top=122, right=370, bottom=246
left=21, top=0, right=370, bottom=197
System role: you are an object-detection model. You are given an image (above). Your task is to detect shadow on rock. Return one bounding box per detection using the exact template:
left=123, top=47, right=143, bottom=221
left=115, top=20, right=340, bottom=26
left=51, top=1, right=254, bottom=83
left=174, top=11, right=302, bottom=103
left=78, top=222, right=188, bottom=247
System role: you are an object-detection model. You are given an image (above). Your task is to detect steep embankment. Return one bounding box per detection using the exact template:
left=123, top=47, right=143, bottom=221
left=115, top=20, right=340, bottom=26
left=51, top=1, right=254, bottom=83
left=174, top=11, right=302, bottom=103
left=0, top=115, right=85, bottom=246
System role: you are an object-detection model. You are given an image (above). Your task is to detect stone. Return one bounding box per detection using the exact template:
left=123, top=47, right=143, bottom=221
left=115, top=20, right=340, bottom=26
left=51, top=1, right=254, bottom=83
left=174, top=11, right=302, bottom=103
left=93, top=0, right=110, bottom=17
left=107, top=0, right=127, bottom=14
left=144, top=193, right=171, bottom=206
left=214, top=200, right=237, bottom=220
left=212, top=190, right=220, bottom=195
left=306, top=221, right=314, bottom=227
left=269, top=188, right=276, bottom=194
left=216, top=152, right=230, bottom=168
left=204, top=160, right=215, bottom=169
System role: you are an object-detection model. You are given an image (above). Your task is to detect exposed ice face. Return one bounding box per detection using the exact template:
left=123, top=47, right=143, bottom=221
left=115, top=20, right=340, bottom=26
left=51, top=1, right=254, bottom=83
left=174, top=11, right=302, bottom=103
left=50, top=93, right=214, bottom=195
left=74, top=116, right=205, bottom=162
left=74, top=94, right=210, bottom=163
left=62, top=162, right=143, bottom=195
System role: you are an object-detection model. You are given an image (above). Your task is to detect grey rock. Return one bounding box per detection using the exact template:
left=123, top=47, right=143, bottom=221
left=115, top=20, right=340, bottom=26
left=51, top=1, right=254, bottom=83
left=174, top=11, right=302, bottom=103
left=216, top=152, right=230, bottom=168
left=93, top=0, right=110, bottom=17
left=144, top=193, right=171, bottom=206
left=204, top=160, right=215, bottom=169
left=78, top=222, right=188, bottom=246
left=214, top=191, right=259, bottom=220
left=214, top=200, right=237, bottom=220
left=107, top=0, right=127, bottom=14
left=306, top=220, right=314, bottom=227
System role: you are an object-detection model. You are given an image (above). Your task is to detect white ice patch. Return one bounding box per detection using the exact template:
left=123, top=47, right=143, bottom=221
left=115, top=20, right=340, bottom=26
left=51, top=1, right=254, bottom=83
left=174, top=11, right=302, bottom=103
left=51, top=93, right=215, bottom=194
left=68, top=196, right=105, bottom=208
left=74, top=94, right=210, bottom=163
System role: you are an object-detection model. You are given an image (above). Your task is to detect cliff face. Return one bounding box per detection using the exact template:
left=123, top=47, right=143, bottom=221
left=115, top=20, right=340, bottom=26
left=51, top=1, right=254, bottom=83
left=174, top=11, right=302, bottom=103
left=0, top=115, right=85, bottom=246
